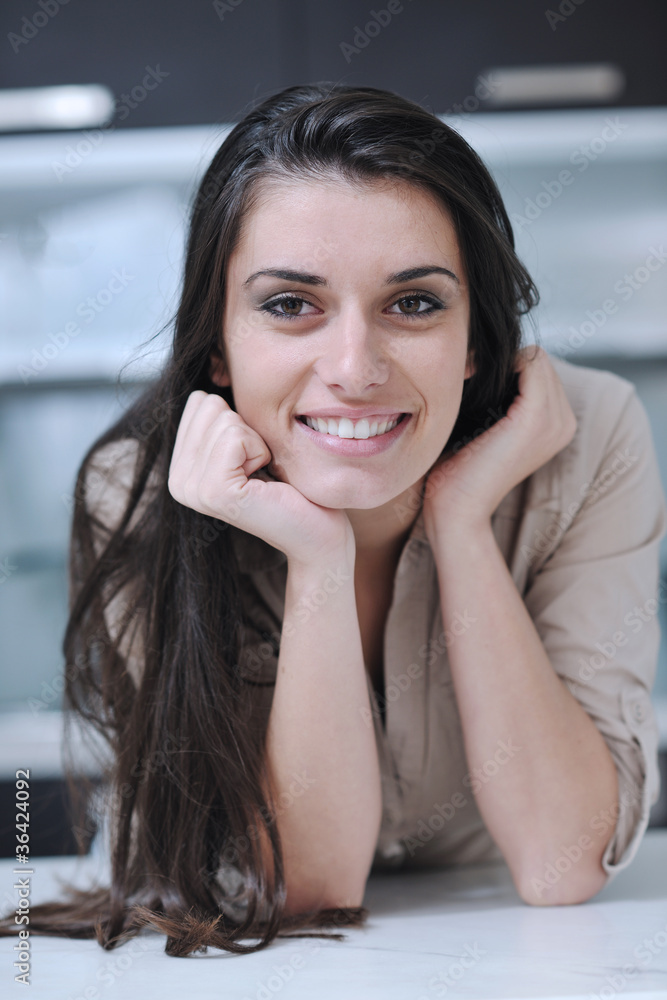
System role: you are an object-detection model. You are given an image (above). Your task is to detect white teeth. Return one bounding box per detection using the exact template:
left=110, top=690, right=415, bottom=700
left=302, top=415, right=402, bottom=438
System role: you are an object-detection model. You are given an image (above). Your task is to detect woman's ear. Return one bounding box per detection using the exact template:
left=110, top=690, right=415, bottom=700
left=209, top=344, right=231, bottom=387
left=464, top=348, right=476, bottom=380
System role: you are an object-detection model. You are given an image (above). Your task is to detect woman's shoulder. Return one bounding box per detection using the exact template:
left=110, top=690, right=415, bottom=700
left=548, top=353, right=637, bottom=424
left=84, top=436, right=159, bottom=536
left=498, top=351, right=666, bottom=584
left=86, top=437, right=143, bottom=485
left=544, top=353, right=651, bottom=484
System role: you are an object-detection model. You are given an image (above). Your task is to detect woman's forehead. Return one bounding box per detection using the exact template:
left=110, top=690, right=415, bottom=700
left=247, top=170, right=450, bottom=219
left=229, top=173, right=460, bottom=272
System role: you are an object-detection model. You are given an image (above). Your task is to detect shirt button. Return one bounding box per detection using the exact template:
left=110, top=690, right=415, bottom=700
left=633, top=701, right=646, bottom=723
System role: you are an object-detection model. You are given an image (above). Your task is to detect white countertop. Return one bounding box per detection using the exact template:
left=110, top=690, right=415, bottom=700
left=1, top=830, right=666, bottom=999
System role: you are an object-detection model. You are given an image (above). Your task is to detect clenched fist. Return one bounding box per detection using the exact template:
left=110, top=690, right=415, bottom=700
left=168, top=391, right=354, bottom=568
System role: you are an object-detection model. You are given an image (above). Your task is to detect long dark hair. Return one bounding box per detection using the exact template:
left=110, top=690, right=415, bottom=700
left=0, top=83, right=538, bottom=956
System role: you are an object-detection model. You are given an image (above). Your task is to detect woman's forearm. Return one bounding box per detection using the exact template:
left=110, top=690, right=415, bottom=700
left=263, top=551, right=382, bottom=916
left=430, top=519, right=619, bottom=905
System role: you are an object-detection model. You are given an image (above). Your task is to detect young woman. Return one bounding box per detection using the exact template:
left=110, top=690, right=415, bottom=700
left=4, top=83, right=665, bottom=957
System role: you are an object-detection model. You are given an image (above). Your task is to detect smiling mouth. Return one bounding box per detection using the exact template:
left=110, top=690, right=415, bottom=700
left=298, top=413, right=408, bottom=440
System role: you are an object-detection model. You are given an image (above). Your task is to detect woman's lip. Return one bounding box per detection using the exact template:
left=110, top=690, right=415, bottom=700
left=298, top=410, right=407, bottom=421
left=294, top=413, right=412, bottom=456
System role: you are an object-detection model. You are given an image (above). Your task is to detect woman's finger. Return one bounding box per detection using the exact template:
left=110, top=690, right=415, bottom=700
left=171, top=390, right=219, bottom=471
left=170, top=393, right=228, bottom=498
left=175, top=393, right=236, bottom=480
left=196, top=412, right=271, bottom=495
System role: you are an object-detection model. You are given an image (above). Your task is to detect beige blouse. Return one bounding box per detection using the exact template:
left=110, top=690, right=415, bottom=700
left=86, top=354, right=666, bottom=886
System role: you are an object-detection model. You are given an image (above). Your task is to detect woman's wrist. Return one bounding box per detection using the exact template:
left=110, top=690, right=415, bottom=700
left=425, top=516, right=495, bottom=565
left=424, top=504, right=494, bottom=555
left=286, top=544, right=355, bottom=586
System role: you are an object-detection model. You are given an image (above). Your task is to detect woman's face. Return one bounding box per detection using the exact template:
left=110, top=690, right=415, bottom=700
left=211, top=174, right=474, bottom=511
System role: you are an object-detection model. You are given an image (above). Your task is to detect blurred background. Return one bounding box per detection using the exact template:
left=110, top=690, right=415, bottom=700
left=0, top=0, right=666, bottom=854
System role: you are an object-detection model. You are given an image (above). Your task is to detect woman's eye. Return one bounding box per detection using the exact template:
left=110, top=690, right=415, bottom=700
left=259, top=292, right=443, bottom=322
left=389, top=294, right=443, bottom=319
left=261, top=295, right=318, bottom=320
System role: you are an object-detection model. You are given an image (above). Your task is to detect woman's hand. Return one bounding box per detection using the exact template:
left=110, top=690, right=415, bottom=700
left=422, top=346, right=577, bottom=544
left=168, top=391, right=354, bottom=567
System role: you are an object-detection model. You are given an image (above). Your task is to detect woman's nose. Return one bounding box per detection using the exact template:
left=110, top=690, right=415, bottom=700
left=315, top=314, right=390, bottom=394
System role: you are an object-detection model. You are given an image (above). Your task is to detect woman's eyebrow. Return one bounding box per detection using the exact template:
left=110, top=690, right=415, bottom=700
left=387, top=265, right=459, bottom=286
left=243, top=268, right=326, bottom=287
left=242, top=264, right=460, bottom=287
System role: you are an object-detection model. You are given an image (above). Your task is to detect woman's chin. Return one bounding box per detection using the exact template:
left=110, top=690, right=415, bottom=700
left=291, top=477, right=400, bottom=511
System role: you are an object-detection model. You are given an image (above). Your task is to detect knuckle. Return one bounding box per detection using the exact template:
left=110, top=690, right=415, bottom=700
left=195, top=393, right=225, bottom=421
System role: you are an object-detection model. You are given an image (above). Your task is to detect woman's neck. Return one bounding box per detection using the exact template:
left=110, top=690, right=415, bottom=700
left=345, top=478, right=423, bottom=573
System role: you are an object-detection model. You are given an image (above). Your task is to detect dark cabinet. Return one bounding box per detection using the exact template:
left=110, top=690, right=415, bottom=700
left=0, top=0, right=664, bottom=130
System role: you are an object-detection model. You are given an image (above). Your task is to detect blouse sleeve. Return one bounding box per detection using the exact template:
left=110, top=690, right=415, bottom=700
left=521, top=385, right=666, bottom=882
